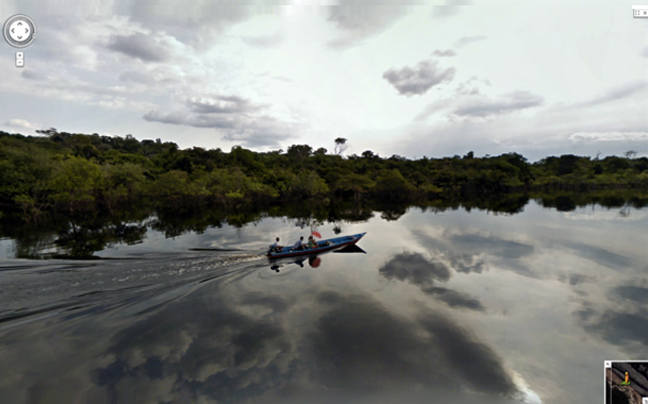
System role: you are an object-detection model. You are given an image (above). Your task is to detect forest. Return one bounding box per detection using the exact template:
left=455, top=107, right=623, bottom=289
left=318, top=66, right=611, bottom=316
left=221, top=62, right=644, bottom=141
left=2, top=128, right=648, bottom=222
left=3, top=129, right=648, bottom=258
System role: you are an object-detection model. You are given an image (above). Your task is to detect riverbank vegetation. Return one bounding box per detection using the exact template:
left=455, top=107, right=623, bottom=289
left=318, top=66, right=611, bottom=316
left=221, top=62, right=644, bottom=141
left=3, top=189, right=647, bottom=259
left=2, top=128, right=648, bottom=258
left=2, top=129, right=648, bottom=222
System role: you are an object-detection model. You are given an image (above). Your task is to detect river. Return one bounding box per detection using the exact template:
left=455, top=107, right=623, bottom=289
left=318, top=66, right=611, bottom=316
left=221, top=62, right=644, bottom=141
left=0, top=200, right=646, bottom=403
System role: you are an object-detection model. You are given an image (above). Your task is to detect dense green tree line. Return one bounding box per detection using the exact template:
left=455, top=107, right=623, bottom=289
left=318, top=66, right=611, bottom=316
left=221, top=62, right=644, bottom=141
left=1, top=129, right=648, bottom=222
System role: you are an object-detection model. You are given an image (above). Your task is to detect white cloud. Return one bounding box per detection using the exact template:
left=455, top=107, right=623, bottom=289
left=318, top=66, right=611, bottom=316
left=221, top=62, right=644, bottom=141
left=432, top=49, right=457, bottom=57
left=242, top=30, right=284, bottom=48
left=106, top=32, right=172, bottom=62
left=454, top=35, right=487, bottom=47
left=383, top=60, right=456, bottom=96
left=569, top=132, right=648, bottom=143
left=454, top=76, right=490, bottom=96
left=327, top=1, right=412, bottom=49
left=34, top=14, right=122, bottom=71
left=143, top=99, right=298, bottom=148
left=6, top=119, right=39, bottom=129
left=186, top=95, right=263, bottom=115
left=453, top=90, right=544, bottom=118
left=574, top=81, right=648, bottom=107
left=415, top=87, right=544, bottom=122
left=0, top=3, right=647, bottom=159
left=431, top=0, right=473, bottom=19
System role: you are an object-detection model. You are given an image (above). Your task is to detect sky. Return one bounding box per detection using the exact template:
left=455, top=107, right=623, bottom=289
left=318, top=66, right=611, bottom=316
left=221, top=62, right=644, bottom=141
left=0, top=0, right=647, bottom=161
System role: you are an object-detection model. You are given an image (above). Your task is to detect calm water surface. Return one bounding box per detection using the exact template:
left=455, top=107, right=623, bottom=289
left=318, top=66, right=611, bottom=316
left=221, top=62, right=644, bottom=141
left=1, top=201, right=647, bottom=404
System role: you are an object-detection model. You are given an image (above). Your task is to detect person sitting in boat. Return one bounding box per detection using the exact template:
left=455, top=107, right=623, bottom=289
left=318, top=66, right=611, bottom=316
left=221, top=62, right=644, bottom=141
left=292, top=236, right=305, bottom=251
left=307, top=235, right=317, bottom=249
left=269, top=237, right=283, bottom=253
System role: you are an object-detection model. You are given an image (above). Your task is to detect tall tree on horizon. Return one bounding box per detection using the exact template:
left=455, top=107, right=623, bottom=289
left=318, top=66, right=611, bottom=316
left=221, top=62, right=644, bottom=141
left=334, top=137, right=348, bottom=156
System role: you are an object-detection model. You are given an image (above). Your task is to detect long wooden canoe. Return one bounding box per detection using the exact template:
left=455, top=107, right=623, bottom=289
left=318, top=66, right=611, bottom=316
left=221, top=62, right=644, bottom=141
left=267, top=232, right=366, bottom=259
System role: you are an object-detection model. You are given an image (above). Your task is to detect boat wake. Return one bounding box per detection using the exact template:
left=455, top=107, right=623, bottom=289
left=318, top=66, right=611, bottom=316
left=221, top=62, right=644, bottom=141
left=0, top=251, right=266, bottom=329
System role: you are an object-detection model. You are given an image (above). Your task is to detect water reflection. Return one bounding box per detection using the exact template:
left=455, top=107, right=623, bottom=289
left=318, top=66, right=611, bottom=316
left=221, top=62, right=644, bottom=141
left=3, top=192, right=647, bottom=260
left=379, top=252, right=485, bottom=311
left=1, top=198, right=648, bottom=403
left=270, top=256, right=320, bottom=272
left=307, top=292, right=520, bottom=399
left=0, top=269, right=533, bottom=403
left=270, top=244, right=366, bottom=272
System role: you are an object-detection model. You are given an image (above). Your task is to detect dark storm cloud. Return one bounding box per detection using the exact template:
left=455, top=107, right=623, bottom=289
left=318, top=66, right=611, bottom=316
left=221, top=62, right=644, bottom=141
left=450, top=234, right=534, bottom=260
left=612, top=285, right=648, bottom=304
left=423, top=287, right=485, bottom=311
left=310, top=293, right=517, bottom=397
left=419, top=313, right=518, bottom=396
left=317, top=290, right=343, bottom=305
left=575, top=282, right=648, bottom=355
left=310, top=293, right=454, bottom=389
left=107, top=33, right=170, bottom=62
left=383, top=60, right=456, bottom=96
left=379, top=252, right=484, bottom=311
left=453, top=90, right=544, bottom=118
left=449, top=254, right=486, bottom=274
left=379, top=252, right=451, bottom=284
left=562, top=241, right=632, bottom=269
left=561, top=273, right=590, bottom=286
left=327, top=1, right=420, bottom=49
left=96, top=293, right=295, bottom=401
left=577, top=80, right=648, bottom=107
left=580, top=307, right=648, bottom=350
left=431, top=49, right=457, bottom=57
left=454, top=35, right=488, bottom=47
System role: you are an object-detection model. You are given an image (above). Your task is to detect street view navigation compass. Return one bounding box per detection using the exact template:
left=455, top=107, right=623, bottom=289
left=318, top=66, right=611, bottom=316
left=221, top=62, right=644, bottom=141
left=3, top=14, right=37, bottom=67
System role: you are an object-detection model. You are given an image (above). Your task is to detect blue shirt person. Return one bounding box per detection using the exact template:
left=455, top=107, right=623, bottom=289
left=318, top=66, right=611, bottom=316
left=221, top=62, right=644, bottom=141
left=292, top=236, right=305, bottom=250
